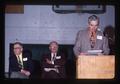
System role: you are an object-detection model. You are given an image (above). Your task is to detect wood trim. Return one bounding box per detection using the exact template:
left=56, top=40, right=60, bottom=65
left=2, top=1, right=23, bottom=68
left=5, top=5, right=24, bottom=13
left=76, top=55, right=115, bottom=79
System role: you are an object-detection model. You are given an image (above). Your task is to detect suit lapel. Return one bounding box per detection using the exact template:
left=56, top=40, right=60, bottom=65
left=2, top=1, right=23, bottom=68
left=14, top=55, right=19, bottom=65
left=85, top=30, right=91, bottom=49
left=48, top=53, right=51, bottom=60
left=22, top=52, right=25, bottom=68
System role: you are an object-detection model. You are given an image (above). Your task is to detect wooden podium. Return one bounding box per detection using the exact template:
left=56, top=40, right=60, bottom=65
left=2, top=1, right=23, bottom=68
left=76, top=55, right=115, bottom=79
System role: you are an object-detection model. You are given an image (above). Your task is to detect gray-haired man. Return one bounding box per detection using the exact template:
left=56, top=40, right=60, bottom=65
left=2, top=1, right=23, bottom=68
left=73, top=15, right=109, bottom=57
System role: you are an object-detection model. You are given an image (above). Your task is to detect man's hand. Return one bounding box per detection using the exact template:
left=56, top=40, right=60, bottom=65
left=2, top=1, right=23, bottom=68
left=97, top=53, right=103, bottom=56
left=80, top=53, right=87, bottom=55
left=21, top=69, right=31, bottom=76
left=46, top=59, right=52, bottom=64
left=54, top=65, right=60, bottom=68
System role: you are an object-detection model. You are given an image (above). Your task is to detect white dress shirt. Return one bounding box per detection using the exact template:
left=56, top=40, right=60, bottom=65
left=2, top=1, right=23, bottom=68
left=51, top=53, right=56, bottom=65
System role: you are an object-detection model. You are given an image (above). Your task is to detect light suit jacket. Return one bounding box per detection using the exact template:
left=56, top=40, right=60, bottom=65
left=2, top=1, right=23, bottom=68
left=73, top=29, right=110, bottom=56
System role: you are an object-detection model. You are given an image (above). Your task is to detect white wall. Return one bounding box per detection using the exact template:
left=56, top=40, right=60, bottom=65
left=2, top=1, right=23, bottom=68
left=5, top=5, right=115, bottom=72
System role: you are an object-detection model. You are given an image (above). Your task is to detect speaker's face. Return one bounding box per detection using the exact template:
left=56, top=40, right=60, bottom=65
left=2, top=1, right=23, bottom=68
left=88, top=20, right=99, bottom=32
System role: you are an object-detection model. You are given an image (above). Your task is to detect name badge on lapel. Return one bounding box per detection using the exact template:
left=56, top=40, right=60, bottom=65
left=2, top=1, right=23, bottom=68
left=97, top=35, right=102, bottom=40
left=56, top=56, right=61, bottom=59
left=23, top=57, right=28, bottom=61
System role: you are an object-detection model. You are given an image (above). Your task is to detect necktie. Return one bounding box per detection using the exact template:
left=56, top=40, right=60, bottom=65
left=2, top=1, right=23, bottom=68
left=90, top=32, right=95, bottom=49
left=17, top=56, right=23, bottom=69
left=51, top=53, right=56, bottom=64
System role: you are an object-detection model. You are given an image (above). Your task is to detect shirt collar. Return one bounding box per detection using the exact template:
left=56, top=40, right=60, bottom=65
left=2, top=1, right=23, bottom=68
left=51, top=53, right=57, bottom=57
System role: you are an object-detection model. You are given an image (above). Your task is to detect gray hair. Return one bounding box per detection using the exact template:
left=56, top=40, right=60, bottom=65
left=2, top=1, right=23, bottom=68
left=49, top=41, right=58, bottom=46
left=88, top=15, right=99, bottom=24
left=13, top=42, right=23, bottom=47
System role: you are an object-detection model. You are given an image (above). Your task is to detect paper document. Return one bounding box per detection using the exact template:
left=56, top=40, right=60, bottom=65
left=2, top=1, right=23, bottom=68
left=87, top=50, right=102, bottom=55
left=44, top=68, right=59, bottom=73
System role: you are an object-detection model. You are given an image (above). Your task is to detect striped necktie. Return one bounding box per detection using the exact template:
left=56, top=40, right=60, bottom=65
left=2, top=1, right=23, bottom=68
left=90, top=32, right=95, bottom=49
left=17, top=56, right=23, bottom=69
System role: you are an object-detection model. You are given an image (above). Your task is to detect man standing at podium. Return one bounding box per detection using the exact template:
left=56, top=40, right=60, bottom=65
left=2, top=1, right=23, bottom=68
left=73, top=15, right=109, bottom=56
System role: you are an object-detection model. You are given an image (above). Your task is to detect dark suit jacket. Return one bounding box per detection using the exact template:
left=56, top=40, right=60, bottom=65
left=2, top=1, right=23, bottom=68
left=41, top=51, right=66, bottom=79
left=9, top=50, right=34, bottom=76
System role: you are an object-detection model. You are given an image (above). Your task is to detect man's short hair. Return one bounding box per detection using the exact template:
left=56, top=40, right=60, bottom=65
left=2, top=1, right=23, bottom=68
left=49, top=41, right=58, bottom=46
left=13, top=42, right=23, bottom=48
left=88, top=15, right=99, bottom=24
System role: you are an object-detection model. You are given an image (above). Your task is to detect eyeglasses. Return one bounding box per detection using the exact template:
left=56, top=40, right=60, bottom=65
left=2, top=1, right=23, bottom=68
left=14, top=47, right=21, bottom=49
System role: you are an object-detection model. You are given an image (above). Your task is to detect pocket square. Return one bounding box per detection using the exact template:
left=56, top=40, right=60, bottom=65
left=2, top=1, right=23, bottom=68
left=23, top=57, right=28, bottom=61
left=56, top=56, right=61, bottom=59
